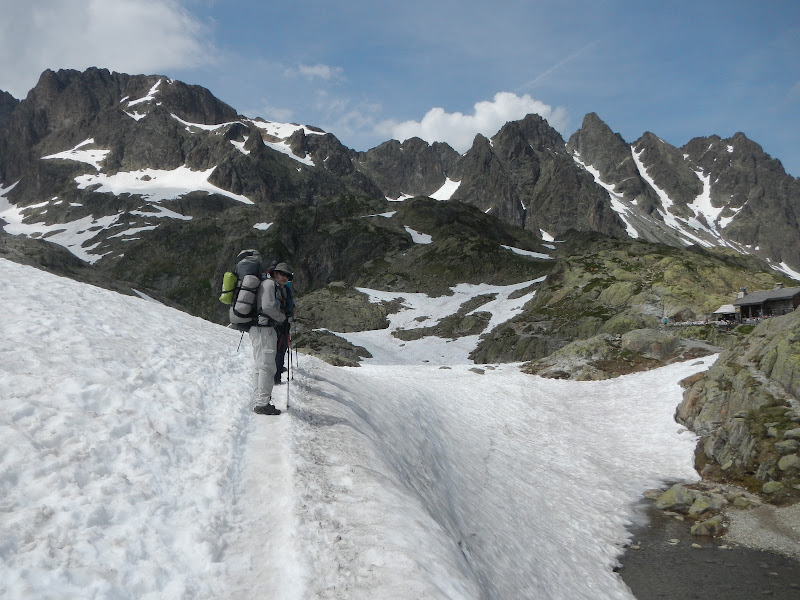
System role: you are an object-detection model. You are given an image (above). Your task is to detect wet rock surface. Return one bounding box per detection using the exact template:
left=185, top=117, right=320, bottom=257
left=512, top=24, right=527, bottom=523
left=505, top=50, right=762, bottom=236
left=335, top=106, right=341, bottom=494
left=619, top=501, right=800, bottom=599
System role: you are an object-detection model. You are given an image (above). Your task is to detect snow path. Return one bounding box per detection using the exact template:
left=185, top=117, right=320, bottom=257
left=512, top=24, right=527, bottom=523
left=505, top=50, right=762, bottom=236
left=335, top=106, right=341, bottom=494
left=218, top=417, right=303, bottom=599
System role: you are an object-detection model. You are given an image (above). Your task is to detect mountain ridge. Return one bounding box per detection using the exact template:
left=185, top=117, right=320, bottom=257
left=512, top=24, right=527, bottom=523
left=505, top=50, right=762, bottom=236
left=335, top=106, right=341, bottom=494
left=1, top=68, right=798, bottom=324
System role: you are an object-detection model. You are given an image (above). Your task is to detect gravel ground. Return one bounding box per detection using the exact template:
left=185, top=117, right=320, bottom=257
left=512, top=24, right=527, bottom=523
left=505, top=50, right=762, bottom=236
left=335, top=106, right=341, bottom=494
left=725, top=502, right=800, bottom=561
left=619, top=501, right=800, bottom=600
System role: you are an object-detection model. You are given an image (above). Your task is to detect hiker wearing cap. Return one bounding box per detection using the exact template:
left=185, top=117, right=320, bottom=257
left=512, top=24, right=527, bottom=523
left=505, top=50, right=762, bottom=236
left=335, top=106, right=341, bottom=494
left=270, top=262, right=295, bottom=385
left=250, top=262, right=291, bottom=415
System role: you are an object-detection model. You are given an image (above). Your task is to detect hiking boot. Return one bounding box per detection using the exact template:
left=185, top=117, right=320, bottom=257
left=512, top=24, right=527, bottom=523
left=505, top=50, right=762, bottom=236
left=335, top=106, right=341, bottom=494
left=253, top=402, right=281, bottom=415
left=274, top=376, right=284, bottom=385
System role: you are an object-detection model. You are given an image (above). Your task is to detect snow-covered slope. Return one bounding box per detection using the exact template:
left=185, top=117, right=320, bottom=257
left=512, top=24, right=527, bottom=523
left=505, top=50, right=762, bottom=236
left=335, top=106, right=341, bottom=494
left=0, top=258, right=716, bottom=598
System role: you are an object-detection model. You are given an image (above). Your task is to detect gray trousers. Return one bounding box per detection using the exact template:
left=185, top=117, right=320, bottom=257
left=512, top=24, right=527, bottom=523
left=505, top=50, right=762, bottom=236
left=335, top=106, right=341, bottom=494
left=249, top=325, right=277, bottom=404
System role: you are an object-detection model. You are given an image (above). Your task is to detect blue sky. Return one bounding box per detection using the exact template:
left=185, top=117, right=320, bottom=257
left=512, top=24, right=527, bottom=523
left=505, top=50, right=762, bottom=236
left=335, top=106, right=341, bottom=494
left=1, top=0, right=798, bottom=176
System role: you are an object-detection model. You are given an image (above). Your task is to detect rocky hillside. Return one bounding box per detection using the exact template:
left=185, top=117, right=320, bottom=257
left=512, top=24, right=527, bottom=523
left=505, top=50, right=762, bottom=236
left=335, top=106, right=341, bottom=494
left=677, top=309, right=800, bottom=503
left=470, top=231, right=793, bottom=364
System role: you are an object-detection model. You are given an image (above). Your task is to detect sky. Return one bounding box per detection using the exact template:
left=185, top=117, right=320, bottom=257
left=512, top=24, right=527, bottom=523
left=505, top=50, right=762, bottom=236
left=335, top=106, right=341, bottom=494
left=0, top=0, right=798, bottom=176
left=0, top=256, right=714, bottom=598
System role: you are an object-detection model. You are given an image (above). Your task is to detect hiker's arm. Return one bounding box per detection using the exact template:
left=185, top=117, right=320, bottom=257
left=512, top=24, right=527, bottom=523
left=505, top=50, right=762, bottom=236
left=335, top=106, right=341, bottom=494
left=257, top=280, right=287, bottom=325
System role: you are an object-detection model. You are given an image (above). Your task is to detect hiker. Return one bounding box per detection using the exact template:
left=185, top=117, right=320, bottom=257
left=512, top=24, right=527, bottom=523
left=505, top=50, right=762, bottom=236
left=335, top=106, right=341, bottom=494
left=249, top=261, right=291, bottom=415
left=271, top=262, right=296, bottom=385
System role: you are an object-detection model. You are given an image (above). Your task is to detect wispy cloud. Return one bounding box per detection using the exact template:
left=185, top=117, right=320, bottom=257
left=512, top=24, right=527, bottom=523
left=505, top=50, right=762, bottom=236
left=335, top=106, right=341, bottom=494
left=0, top=0, right=215, bottom=98
left=517, top=40, right=601, bottom=92
left=286, top=63, right=344, bottom=81
left=375, top=92, right=568, bottom=153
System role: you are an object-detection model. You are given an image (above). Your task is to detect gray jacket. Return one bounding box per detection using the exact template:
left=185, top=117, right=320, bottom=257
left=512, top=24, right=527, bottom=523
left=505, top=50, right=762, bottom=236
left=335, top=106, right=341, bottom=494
left=256, top=278, right=287, bottom=327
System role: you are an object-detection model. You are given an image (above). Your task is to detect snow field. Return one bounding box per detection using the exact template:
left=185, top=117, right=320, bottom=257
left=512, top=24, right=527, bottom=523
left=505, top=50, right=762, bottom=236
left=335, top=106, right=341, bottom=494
left=287, top=356, right=707, bottom=599
left=0, top=258, right=713, bottom=599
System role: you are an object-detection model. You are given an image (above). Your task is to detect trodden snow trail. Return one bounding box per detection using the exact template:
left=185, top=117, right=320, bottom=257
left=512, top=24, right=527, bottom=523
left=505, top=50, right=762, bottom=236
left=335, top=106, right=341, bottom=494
left=215, top=412, right=304, bottom=600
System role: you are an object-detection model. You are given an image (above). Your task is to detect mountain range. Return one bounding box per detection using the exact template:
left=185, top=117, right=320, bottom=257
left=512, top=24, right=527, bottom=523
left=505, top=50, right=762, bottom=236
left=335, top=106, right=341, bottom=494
left=1, top=67, right=798, bottom=330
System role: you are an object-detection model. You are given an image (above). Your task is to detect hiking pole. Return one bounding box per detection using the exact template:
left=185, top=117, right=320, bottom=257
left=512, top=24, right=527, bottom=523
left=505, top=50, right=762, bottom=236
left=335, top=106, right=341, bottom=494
left=236, top=330, right=245, bottom=352
left=292, top=321, right=298, bottom=369
left=289, top=328, right=294, bottom=381
left=286, top=331, right=291, bottom=410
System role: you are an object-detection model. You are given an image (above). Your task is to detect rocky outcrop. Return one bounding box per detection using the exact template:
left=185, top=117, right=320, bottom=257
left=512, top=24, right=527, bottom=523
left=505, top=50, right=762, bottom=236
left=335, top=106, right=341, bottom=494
left=295, top=283, right=394, bottom=333
left=677, top=309, right=800, bottom=502
left=471, top=232, right=791, bottom=365
left=521, top=329, right=716, bottom=381
left=292, top=329, right=372, bottom=367
left=647, top=482, right=764, bottom=538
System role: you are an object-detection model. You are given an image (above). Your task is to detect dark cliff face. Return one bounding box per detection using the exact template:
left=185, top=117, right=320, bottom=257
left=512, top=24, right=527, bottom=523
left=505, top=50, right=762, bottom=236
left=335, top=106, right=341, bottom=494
left=632, top=132, right=704, bottom=211
left=491, top=114, right=628, bottom=238
left=354, top=137, right=459, bottom=199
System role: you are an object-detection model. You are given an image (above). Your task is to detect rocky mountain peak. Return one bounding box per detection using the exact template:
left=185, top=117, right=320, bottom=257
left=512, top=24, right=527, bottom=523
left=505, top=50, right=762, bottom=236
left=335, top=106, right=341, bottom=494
left=493, top=113, right=566, bottom=155
left=566, top=112, right=662, bottom=213
left=355, top=137, right=458, bottom=199
left=632, top=131, right=704, bottom=210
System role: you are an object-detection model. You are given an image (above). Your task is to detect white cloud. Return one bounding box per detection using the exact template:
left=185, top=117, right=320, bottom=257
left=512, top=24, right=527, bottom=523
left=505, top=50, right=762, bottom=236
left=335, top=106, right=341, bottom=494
left=287, top=63, right=344, bottom=81
left=0, top=0, right=214, bottom=98
left=376, top=92, right=569, bottom=153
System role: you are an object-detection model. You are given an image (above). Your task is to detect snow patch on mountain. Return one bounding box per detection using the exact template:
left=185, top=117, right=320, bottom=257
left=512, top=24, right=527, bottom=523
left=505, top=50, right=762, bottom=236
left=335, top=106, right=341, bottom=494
left=0, top=188, right=116, bottom=263
left=631, top=147, right=708, bottom=247
left=42, top=138, right=110, bottom=171
left=120, top=79, right=165, bottom=120
left=347, top=278, right=544, bottom=364
left=126, top=78, right=163, bottom=107
left=249, top=119, right=325, bottom=140
left=387, top=193, right=415, bottom=202
left=430, top=177, right=461, bottom=200
left=75, top=166, right=254, bottom=204
left=265, top=140, right=315, bottom=166
left=404, top=225, right=432, bottom=244
left=501, top=245, right=553, bottom=259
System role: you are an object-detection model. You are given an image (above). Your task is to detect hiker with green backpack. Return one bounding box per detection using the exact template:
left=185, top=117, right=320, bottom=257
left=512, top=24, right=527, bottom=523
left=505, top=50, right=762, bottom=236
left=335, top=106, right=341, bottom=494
left=221, top=250, right=291, bottom=415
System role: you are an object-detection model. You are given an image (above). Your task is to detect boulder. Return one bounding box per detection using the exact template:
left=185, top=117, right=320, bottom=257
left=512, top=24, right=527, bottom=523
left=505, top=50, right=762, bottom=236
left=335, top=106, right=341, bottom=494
left=775, top=439, right=800, bottom=455
left=687, top=493, right=726, bottom=518
left=762, top=481, right=785, bottom=495
left=690, top=515, right=726, bottom=537
left=620, top=328, right=679, bottom=360
left=777, top=454, right=800, bottom=473
left=655, top=484, right=696, bottom=512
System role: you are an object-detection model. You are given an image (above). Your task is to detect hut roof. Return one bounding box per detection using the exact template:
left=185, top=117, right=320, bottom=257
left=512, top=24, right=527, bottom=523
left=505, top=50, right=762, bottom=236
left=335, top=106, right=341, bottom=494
left=733, top=286, right=800, bottom=307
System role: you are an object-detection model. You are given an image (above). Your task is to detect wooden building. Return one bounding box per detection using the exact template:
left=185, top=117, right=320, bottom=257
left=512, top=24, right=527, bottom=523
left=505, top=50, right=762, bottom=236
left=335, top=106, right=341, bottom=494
left=733, top=285, right=800, bottom=320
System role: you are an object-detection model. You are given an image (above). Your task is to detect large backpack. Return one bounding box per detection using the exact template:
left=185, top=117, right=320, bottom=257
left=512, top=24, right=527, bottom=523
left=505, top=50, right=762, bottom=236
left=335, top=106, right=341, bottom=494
left=222, top=250, right=264, bottom=328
